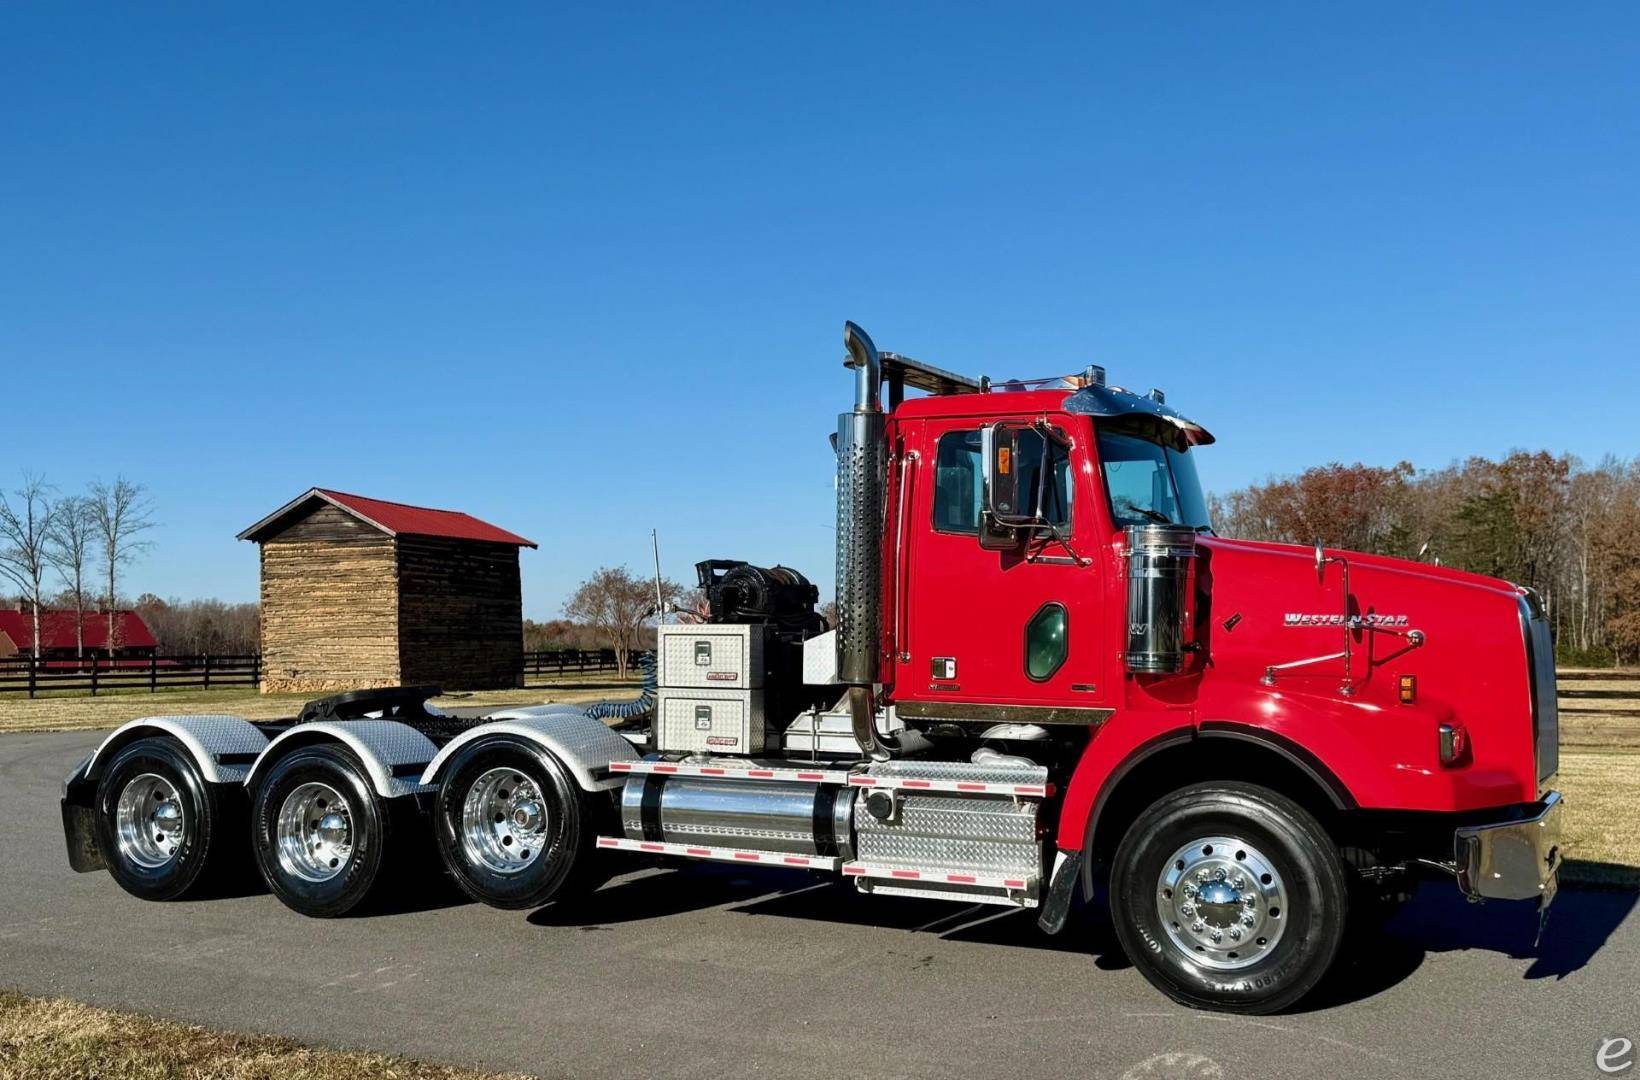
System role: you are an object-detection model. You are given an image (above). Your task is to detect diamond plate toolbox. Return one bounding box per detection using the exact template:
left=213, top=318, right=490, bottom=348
left=854, top=792, right=1041, bottom=878
left=657, top=624, right=766, bottom=689
left=655, top=687, right=769, bottom=755
left=854, top=759, right=1045, bottom=884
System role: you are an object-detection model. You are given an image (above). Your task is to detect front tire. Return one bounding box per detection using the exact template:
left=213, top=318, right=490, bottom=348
left=433, top=737, right=606, bottom=910
left=94, top=736, right=229, bottom=901
left=251, top=744, right=399, bottom=917
left=1109, top=781, right=1348, bottom=1014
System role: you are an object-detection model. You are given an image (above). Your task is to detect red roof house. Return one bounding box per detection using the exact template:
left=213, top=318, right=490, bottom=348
left=0, top=609, right=157, bottom=658
left=238, top=488, right=533, bottom=693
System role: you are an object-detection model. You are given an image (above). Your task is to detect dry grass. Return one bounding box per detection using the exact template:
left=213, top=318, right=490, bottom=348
left=1557, top=748, right=1640, bottom=888
left=0, top=675, right=642, bottom=735
left=0, top=990, right=533, bottom=1080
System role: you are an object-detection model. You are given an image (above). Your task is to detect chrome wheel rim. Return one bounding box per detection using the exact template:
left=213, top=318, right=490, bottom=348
left=460, top=767, right=548, bottom=875
left=1155, top=835, right=1289, bottom=971
left=275, top=782, right=354, bottom=883
left=115, top=772, right=186, bottom=869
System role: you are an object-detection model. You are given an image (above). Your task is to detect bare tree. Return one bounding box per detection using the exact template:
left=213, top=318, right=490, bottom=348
left=563, top=566, right=683, bottom=678
left=45, top=494, right=96, bottom=662
left=0, top=473, right=58, bottom=661
left=89, top=477, right=156, bottom=653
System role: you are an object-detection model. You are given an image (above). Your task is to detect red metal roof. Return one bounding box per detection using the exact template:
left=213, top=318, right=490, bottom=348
left=237, top=488, right=536, bottom=548
left=0, top=609, right=157, bottom=652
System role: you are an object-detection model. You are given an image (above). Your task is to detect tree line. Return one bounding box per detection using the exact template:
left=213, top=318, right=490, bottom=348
left=132, top=596, right=261, bottom=656
left=0, top=472, right=154, bottom=660
left=1209, top=450, right=1640, bottom=666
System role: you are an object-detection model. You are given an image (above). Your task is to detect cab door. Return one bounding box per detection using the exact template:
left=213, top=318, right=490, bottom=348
left=892, top=412, right=1109, bottom=717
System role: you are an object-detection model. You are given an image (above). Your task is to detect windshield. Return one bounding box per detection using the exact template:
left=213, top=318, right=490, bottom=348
left=1097, top=428, right=1212, bottom=530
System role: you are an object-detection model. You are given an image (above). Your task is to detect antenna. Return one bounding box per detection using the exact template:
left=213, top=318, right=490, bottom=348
left=651, top=529, right=665, bottom=623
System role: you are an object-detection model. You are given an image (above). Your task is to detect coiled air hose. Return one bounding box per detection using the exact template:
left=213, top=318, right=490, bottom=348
left=585, top=652, right=656, bottom=724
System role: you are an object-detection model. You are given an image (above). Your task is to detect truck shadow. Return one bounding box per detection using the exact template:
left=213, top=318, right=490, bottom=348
left=539, top=864, right=1638, bottom=1009
left=1305, top=880, right=1638, bottom=1010
left=1388, top=880, right=1635, bottom=979
left=536, top=862, right=1122, bottom=959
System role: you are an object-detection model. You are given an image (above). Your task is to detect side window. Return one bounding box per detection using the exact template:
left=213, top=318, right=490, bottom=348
left=933, top=430, right=982, bottom=533
left=1025, top=602, right=1068, bottom=681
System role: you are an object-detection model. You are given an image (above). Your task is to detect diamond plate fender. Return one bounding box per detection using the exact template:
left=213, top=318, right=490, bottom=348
left=246, top=720, right=438, bottom=799
left=419, top=711, right=641, bottom=792
left=82, top=715, right=271, bottom=786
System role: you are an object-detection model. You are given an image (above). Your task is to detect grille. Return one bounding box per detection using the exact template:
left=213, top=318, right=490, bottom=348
left=1519, top=593, right=1559, bottom=786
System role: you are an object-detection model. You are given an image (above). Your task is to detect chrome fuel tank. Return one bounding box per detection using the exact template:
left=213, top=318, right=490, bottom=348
left=620, top=772, right=854, bottom=859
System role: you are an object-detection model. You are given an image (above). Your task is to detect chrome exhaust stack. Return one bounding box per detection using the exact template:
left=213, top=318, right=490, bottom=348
left=835, top=321, right=895, bottom=760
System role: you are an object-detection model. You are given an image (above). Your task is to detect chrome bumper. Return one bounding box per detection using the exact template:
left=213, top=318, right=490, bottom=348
left=1454, top=791, right=1563, bottom=907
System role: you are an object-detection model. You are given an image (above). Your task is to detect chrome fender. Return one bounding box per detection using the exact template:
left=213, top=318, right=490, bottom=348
left=420, top=711, right=640, bottom=793
left=245, top=720, right=437, bottom=799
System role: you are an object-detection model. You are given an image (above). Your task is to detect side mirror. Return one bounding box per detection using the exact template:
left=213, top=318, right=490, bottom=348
left=982, top=423, right=1025, bottom=522
left=1314, top=539, right=1326, bottom=582
left=979, top=423, right=1024, bottom=549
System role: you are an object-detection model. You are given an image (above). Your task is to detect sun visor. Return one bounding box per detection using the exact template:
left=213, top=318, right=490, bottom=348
left=1063, top=385, right=1215, bottom=446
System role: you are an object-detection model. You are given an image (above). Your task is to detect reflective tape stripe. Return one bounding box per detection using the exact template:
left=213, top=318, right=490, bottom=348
left=609, top=761, right=853, bottom=785
left=844, top=776, right=1053, bottom=798
left=841, top=861, right=1037, bottom=891
left=594, top=836, right=841, bottom=871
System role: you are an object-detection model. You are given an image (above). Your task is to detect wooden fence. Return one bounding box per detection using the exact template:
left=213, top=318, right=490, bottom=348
left=0, top=649, right=631, bottom=697
left=522, top=649, right=626, bottom=678
left=0, top=654, right=261, bottom=697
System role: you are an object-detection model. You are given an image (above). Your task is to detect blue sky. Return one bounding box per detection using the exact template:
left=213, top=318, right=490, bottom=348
left=4, top=4, right=1637, bottom=616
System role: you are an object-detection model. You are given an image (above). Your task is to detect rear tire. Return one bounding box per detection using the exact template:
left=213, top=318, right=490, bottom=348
left=433, top=737, right=607, bottom=910
left=251, top=744, right=400, bottom=917
left=94, top=737, right=228, bottom=901
left=1108, top=781, right=1348, bottom=1014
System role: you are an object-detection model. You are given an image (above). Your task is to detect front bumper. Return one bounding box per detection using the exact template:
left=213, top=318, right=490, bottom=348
left=1454, top=791, right=1563, bottom=907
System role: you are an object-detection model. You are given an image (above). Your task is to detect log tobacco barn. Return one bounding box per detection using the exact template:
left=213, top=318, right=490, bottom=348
left=239, top=488, right=536, bottom=693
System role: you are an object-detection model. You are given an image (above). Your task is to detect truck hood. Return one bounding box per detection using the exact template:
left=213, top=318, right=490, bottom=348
left=1190, top=535, right=1542, bottom=807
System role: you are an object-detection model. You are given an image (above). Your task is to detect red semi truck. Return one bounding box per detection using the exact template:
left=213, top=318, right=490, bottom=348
left=61, top=322, right=1562, bottom=1013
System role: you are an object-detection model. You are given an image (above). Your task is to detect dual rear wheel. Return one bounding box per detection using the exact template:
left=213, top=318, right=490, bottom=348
left=249, top=745, right=402, bottom=918
left=432, top=736, right=609, bottom=910
left=93, top=737, right=233, bottom=901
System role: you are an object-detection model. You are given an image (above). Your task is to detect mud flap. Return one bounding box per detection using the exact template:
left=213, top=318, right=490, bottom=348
left=61, top=801, right=104, bottom=872
left=1036, top=849, right=1083, bottom=935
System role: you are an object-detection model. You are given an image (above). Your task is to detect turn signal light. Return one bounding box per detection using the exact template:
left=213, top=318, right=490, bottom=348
left=1438, top=722, right=1468, bottom=766
left=1398, top=674, right=1417, bottom=704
